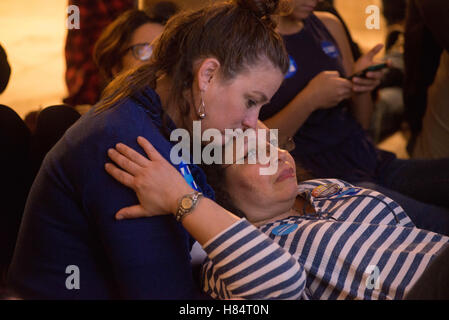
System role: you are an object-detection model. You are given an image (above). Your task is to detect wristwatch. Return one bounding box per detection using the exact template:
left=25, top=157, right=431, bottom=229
left=175, top=191, right=203, bottom=222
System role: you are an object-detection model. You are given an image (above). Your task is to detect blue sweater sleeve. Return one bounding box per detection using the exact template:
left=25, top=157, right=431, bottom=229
left=7, top=92, right=208, bottom=299
left=80, top=109, right=202, bottom=299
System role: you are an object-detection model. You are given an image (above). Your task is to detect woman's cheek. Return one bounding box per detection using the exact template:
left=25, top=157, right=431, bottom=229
left=254, top=167, right=275, bottom=193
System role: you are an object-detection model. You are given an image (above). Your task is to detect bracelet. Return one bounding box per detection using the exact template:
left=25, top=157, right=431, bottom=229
left=175, top=192, right=203, bottom=222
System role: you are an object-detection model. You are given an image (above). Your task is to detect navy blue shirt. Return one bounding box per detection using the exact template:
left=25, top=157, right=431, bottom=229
left=8, top=87, right=214, bottom=299
left=260, top=14, right=395, bottom=183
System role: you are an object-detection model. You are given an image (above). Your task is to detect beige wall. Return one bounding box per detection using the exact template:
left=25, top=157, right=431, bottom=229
left=335, top=0, right=386, bottom=54
left=0, top=0, right=67, bottom=119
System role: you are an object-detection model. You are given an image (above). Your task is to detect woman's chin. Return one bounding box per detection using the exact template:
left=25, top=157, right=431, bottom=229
left=276, top=178, right=299, bottom=199
left=293, top=9, right=312, bottom=20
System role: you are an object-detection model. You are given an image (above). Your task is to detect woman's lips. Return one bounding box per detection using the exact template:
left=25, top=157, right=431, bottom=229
left=302, top=5, right=316, bottom=12
left=276, top=167, right=295, bottom=183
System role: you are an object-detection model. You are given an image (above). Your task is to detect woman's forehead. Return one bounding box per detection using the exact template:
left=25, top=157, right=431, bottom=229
left=222, top=131, right=277, bottom=165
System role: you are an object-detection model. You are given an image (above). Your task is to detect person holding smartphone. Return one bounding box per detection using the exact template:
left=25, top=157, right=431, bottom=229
left=259, top=0, right=449, bottom=235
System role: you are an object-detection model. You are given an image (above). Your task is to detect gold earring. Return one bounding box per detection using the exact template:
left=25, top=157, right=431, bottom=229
left=198, top=93, right=206, bottom=119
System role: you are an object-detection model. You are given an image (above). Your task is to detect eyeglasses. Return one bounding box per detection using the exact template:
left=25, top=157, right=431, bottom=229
left=125, top=43, right=153, bottom=61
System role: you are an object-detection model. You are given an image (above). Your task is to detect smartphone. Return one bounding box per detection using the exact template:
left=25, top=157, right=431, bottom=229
left=347, top=63, right=389, bottom=80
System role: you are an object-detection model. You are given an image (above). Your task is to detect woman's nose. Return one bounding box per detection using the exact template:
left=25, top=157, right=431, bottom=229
left=277, top=148, right=289, bottom=163
left=241, top=107, right=261, bottom=130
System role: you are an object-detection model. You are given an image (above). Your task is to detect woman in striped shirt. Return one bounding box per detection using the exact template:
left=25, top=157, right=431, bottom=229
left=105, top=137, right=449, bottom=300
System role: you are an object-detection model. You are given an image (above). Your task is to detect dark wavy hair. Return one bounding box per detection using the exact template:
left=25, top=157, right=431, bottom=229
left=144, top=1, right=180, bottom=25
left=93, top=4, right=179, bottom=82
left=95, top=0, right=290, bottom=131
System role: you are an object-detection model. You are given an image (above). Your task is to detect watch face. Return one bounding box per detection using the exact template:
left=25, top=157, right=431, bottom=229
left=181, top=197, right=194, bottom=210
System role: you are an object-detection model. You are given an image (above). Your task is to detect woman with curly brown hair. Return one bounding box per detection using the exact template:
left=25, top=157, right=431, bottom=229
left=93, top=2, right=179, bottom=85
left=8, top=0, right=290, bottom=299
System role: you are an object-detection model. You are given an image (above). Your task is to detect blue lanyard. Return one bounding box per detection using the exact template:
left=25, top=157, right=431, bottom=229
left=178, top=160, right=199, bottom=192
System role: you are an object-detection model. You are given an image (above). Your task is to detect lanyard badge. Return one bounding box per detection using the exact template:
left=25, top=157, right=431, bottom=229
left=179, top=161, right=199, bottom=192
left=311, top=183, right=342, bottom=198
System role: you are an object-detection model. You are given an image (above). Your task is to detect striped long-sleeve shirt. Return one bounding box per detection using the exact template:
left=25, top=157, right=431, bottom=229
left=201, top=179, right=449, bottom=300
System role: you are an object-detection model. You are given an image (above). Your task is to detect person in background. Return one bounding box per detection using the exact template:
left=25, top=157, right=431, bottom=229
left=370, top=0, right=407, bottom=143
left=64, top=0, right=136, bottom=108
left=143, top=0, right=179, bottom=24
left=23, top=110, right=40, bottom=135
left=23, top=3, right=177, bottom=172
left=315, top=0, right=361, bottom=61
left=0, top=45, right=31, bottom=295
left=29, top=105, right=81, bottom=178
left=405, top=0, right=449, bottom=159
left=0, top=43, right=11, bottom=94
left=404, top=0, right=449, bottom=157
left=0, top=106, right=32, bottom=295
left=94, top=2, right=179, bottom=87
left=258, top=0, right=449, bottom=235
left=22, top=3, right=149, bottom=174
left=23, top=3, right=179, bottom=185
left=382, top=0, right=407, bottom=29
left=412, top=50, right=449, bottom=159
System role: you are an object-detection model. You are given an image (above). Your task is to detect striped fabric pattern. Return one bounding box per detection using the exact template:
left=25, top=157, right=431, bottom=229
left=201, top=219, right=307, bottom=300
left=297, top=179, right=414, bottom=227
left=201, top=179, right=449, bottom=300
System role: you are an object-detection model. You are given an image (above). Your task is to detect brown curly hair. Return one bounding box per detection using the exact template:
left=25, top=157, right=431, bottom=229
left=95, top=0, right=290, bottom=134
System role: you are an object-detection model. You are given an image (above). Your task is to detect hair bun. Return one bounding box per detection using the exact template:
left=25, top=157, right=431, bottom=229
left=234, top=0, right=280, bottom=19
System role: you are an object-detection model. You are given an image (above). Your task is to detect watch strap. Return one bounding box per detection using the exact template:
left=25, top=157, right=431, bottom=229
left=175, top=192, right=203, bottom=222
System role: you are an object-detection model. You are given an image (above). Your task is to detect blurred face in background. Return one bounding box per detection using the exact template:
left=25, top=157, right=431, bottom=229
left=287, top=0, right=324, bottom=21
left=120, top=22, right=165, bottom=73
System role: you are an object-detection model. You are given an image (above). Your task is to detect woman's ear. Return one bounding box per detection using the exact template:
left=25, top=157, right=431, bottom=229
left=196, top=58, right=221, bottom=92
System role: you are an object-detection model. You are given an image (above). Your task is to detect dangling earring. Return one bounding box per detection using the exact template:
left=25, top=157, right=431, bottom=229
left=198, top=92, right=206, bottom=120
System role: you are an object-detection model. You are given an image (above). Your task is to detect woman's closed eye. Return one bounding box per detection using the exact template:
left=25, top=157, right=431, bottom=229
left=247, top=99, right=257, bottom=108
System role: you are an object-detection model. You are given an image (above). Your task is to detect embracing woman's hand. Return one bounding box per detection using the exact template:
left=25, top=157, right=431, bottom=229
left=105, top=136, right=193, bottom=220
left=352, top=43, right=385, bottom=94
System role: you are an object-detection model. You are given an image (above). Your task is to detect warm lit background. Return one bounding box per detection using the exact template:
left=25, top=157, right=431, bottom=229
left=1, top=0, right=403, bottom=156
left=0, top=0, right=67, bottom=119
left=0, top=0, right=385, bottom=118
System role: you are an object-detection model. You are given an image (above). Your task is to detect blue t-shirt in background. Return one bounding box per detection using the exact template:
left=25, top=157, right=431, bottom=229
left=260, top=14, right=395, bottom=183
left=8, top=87, right=214, bottom=299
